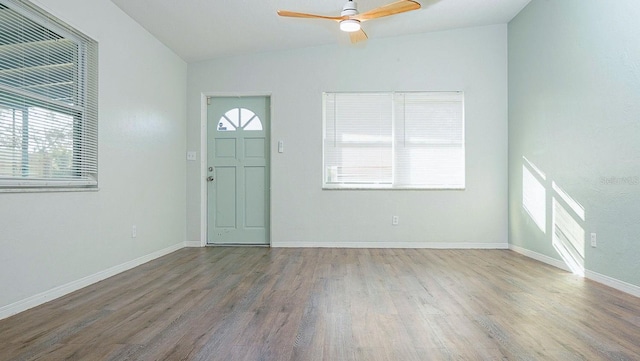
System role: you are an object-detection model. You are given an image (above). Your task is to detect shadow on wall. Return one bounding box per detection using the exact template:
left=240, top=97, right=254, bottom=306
left=521, top=156, right=586, bottom=276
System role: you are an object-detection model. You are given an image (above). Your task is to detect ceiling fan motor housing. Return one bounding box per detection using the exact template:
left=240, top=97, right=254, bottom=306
left=341, top=1, right=358, bottom=16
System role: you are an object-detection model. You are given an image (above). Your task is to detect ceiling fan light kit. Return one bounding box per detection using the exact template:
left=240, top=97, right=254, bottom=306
left=277, top=0, right=421, bottom=44
left=340, top=19, right=361, bottom=32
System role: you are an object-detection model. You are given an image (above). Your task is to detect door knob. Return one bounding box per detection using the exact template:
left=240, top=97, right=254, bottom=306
left=207, top=176, right=214, bottom=182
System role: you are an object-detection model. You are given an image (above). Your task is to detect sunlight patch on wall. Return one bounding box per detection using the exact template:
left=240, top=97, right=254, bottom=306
left=552, top=181, right=585, bottom=221
left=552, top=196, right=585, bottom=276
left=521, top=157, right=587, bottom=276
left=522, top=157, right=546, bottom=233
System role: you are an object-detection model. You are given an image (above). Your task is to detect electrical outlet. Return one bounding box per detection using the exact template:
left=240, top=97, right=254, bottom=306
left=132, top=225, right=137, bottom=238
left=392, top=216, right=399, bottom=226
left=590, top=233, right=596, bottom=248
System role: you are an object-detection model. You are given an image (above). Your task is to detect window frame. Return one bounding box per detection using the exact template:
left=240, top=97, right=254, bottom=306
left=0, top=0, right=98, bottom=192
left=322, top=91, right=465, bottom=190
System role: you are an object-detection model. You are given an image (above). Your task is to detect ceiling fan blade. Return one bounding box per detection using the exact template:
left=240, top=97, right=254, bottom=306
left=349, top=28, right=368, bottom=44
left=353, top=0, right=421, bottom=22
left=277, top=10, right=344, bottom=21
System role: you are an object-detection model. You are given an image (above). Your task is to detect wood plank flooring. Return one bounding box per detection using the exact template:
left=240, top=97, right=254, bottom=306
left=1, top=248, right=639, bottom=360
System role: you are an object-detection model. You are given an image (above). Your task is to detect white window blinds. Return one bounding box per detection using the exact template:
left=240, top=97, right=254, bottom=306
left=0, top=0, right=98, bottom=189
left=323, top=92, right=465, bottom=189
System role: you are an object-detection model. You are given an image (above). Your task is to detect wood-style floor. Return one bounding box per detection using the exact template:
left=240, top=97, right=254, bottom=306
left=1, top=248, right=639, bottom=360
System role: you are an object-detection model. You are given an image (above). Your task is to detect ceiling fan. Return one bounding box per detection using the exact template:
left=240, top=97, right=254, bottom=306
left=277, top=0, right=421, bottom=44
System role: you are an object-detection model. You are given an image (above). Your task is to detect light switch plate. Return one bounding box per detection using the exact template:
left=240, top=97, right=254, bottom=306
left=187, top=151, right=197, bottom=161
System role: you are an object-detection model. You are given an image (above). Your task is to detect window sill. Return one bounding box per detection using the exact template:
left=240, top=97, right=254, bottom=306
left=323, top=185, right=465, bottom=191
left=0, top=187, right=99, bottom=194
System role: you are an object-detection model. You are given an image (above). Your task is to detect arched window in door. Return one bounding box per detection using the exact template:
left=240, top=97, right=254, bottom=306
left=217, top=108, right=263, bottom=131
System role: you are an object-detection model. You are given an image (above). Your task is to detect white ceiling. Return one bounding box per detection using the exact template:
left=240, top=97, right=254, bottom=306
left=111, top=0, right=531, bottom=63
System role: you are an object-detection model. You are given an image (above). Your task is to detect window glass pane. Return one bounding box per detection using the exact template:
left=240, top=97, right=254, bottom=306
left=0, top=92, right=79, bottom=181
left=0, top=106, right=23, bottom=177
left=217, top=117, right=236, bottom=132
left=239, top=108, right=254, bottom=127
left=239, top=108, right=262, bottom=130
left=395, top=92, right=464, bottom=188
left=324, top=93, right=392, bottom=185
left=26, top=107, right=74, bottom=178
left=243, top=118, right=262, bottom=131
left=223, top=109, right=240, bottom=128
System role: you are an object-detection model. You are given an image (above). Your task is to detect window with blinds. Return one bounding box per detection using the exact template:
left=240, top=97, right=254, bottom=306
left=323, top=92, right=465, bottom=189
left=0, top=0, right=98, bottom=190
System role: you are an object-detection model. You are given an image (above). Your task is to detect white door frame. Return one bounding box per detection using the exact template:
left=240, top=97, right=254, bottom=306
left=199, top=92, right=273, bottom=247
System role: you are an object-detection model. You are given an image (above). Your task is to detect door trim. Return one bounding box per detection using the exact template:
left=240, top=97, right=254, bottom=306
left=199, top=92, right=273, bottom=247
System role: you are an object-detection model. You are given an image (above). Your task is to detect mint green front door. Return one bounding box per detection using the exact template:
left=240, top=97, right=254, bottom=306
left=207, top=96, right=270, bottom=245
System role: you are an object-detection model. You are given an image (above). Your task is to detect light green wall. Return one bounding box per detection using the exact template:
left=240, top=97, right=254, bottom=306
left=187, top=25, right=509, bottom=248
left=508, top=0, right=640, bottom=286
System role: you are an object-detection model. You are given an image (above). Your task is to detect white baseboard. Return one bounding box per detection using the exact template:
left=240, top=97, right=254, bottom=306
left=509, top=244, right=640, bottom=298
left=185, top=240, right=204, bottom=247
left=0, top=242, right=185, bottom=320
left=585, top=270, right=640, bottom=298
left=508, top=244, right=572, bottom=272
left=272, top=241, right=509, bottom=249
